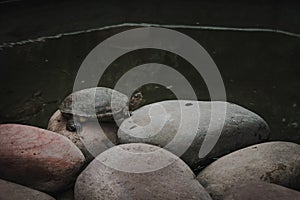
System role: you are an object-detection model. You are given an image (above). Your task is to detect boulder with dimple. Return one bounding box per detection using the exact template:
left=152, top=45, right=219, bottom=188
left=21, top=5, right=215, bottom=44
left=118, top=100, right=270, bottom=170
left=0, top=179, right=56, bottom=200
left=0, top=124, right=85, bottom=193
left=75, top=143, right=212, bottom=200
left=223, top=181, right=300, bottom=200
left=197, top=142, right=300, bottom=200
left=47, top=110, right=118, bottom=162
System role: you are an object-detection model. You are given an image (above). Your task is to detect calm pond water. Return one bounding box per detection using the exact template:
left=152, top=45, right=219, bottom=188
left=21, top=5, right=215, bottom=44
left=0, top=25, right=299, bottom=144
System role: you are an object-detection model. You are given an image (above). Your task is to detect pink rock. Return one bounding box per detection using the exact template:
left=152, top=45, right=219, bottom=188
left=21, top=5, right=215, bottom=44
left=0, top=124, right=85, bottom=193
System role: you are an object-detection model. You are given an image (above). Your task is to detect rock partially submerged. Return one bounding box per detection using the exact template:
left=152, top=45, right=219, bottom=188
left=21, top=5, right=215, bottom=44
left=0, top=179, right=55, bottom=200
left=47, top=110, right=118, bottom=162
left=0, top=124, right=85, bottom=193
left=75, top=143, right=212, bottom=200
left=118, top=100, right=270, bottom=170
left=197, top=142, right=300, bottom=200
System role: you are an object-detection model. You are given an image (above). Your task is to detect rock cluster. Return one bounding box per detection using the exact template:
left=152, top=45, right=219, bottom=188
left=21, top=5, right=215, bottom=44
left=2, top=88, right=299, bottom=200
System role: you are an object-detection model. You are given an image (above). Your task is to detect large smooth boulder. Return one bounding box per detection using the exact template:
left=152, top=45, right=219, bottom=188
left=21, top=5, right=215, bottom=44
left=0, top=179, right=55, bottom=200
left=75, top=143, right=212, bottom=200
left=223, top=181, right=300, bottom=200
left=197, top=142, right=300, bottom=200
left=0, top=124, right=85, bottom=193
left=118, top=100, right=270, bottom=170
left=48, top=110, right=118, bottom=162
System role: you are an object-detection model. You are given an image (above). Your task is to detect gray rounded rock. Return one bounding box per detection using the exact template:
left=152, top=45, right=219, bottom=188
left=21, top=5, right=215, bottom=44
left=223, top=181, right=300, bottom=200
left=0, top=124, right=85, bottom=193
left=197, top=142, right=300, bottom=200
left=118, top=100, right=270, bottom=170
left=48, top=110, right=118, bottom=162
left=75, top=143, right=212, bottom=200
left=0, top=179, right=55, bottom=200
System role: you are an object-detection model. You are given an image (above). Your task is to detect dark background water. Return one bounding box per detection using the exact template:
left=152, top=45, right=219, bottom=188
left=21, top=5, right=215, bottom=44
left=0, top=0, right=299, bottom=143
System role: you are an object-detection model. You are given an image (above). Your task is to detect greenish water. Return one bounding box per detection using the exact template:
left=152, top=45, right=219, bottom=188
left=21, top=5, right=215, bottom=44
left=0, top=25, right=299, bottom=144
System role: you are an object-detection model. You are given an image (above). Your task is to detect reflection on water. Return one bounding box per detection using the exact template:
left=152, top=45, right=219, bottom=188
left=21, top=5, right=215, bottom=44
left=0, top=25, right=299, bottom=143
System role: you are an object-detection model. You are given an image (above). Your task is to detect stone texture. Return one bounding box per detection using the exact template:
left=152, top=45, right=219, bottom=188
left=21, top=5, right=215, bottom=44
left=197, top=142, right=300, bottom=200
left=0, top=179, right=55, bottom=200
left=75, top=143, right=212, bottom=200
left=0, top=124, right=85, bottom=193
left=47, top=110, right=118, bottom=162
left=118, top=100, right=270, bottom=170
left=223, top=181, right=300, bottom=200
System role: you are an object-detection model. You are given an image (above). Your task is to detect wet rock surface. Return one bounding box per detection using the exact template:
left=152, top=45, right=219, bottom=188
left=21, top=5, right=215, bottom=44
left=47, top=110, right=118, bottom=162
left=0, top=124, right=85, bottom=193
left=118, top=100, right=270, bottom=170
left=0, top=179, right=56, bottom=200
left=75, top=143, right=212, bottom=200
left=197, top=141, right=300, bottom=200
left=223, top=181, right=300, bottom=200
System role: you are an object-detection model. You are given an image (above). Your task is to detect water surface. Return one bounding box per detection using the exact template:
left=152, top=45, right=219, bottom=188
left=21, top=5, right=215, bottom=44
left=0, top=24, right=299, bottom=143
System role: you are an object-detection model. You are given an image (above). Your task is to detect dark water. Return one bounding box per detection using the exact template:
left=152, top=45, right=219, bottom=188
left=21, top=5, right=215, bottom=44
left=0, top=25, right=299, bottom=143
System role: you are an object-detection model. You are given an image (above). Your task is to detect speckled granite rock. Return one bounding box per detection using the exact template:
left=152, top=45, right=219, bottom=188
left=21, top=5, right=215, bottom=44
left=223, top=181, right=300, bottom=200
left=75, top=143, right=212, bottom=200
left=197, top=142, right=300, bottom=200
left=0, top=179, right=55, bottom=200
left=0, top=124, right=85, bottom=193
left=118, top=100, right=270, bottom=170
